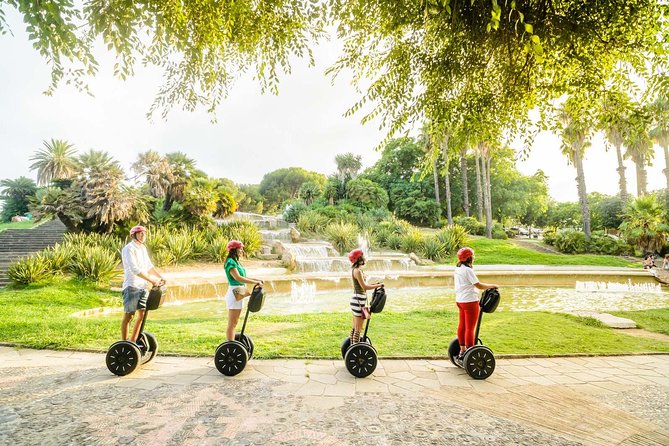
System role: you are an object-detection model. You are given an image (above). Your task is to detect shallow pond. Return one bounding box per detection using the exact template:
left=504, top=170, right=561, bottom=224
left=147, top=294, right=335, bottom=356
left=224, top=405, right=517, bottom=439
left=96, top=285, right=669, bottom=320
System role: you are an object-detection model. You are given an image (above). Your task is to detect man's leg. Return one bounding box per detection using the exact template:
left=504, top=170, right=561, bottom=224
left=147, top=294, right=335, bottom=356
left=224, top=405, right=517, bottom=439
left=130, top=309, right=146, bottom=342
left=121, top=313, right=134, bottom=340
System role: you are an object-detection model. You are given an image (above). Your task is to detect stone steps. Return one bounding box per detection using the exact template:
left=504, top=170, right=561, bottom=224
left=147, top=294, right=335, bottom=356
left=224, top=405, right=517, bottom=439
left=0, top=219, right=67, bottom=286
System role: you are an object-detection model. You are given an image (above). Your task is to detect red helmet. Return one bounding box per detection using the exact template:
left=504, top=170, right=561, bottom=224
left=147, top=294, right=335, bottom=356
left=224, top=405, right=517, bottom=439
left=129, top=225, right=147, bottom=236
left=226, top=240, right=244, bottom=250
left=457, top=247, right=474, bottom=262
left=348, top=248, right=364, bottom=264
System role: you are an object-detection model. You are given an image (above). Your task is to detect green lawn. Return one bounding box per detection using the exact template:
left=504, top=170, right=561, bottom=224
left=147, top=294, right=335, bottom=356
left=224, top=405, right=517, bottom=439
left=0, top=221, right=36, bottom=232
left=611, top=308, right=669, bottom=335
left=441, top=236, right=640, bottom=267
left=1, top=280, right=667, bottom=358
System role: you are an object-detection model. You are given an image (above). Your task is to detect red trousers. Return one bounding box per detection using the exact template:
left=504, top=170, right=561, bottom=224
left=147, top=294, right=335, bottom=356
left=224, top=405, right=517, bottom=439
left=457, top=301, right=480, bottom=348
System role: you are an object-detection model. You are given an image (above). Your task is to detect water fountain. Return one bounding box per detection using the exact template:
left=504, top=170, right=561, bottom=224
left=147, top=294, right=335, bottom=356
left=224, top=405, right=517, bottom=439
left=576, top=280, right=663, bottom=294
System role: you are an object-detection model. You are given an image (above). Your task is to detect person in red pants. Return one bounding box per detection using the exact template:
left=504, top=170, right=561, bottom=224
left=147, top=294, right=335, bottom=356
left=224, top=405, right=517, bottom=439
left=454, top=247, right=498, bottom=364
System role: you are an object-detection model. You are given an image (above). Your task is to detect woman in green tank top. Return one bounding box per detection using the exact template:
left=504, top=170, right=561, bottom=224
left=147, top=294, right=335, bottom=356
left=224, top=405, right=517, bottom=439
left=224, top=240, right=263, bottom=341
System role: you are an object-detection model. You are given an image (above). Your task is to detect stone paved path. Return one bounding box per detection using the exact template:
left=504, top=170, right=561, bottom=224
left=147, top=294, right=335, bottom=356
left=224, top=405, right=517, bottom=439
left=1, top=347, right=668, bottom=446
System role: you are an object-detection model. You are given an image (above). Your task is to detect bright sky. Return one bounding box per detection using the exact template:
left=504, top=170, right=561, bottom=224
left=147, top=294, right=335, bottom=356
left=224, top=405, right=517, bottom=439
left=0, top=8, right=666, bottom=203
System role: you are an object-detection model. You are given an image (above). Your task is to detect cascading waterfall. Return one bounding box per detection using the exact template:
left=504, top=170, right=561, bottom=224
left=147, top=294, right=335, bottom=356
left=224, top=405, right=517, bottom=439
left=575, top=280, right=663, bottom=293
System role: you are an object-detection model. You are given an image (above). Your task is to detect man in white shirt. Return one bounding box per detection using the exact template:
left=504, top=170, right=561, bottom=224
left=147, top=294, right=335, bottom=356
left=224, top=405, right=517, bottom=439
left=121, top=226, right=165, bottom=343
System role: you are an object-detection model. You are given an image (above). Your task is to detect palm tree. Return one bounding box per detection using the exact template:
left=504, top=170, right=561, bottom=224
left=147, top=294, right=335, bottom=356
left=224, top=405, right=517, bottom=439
left=649, top=97, right=669, bottom=207
left=558, top=102, right=593, bottom=239
left=77, top=149, right=121, bottom=174
left=0, top=177, right=37, bottom=220
left=477, top=142, right=494, bottom=238
left=163, top=152, right=196, bottom=211
left=29, top=139, right=78, bottom=186
left=334, top=152, right=363, bottom=183
left=619, top=195, right=669, bottom=254
left=440, top=135, right=453, bottom=225
left=623, top=105, right=653, bottom=197
left=598, top=90, right=630, bottom=201
left=460, top=146, right=470, bottom=217
left=474, top=150, right=483, bottom=222
left=131, top=150, right=173, bottom=198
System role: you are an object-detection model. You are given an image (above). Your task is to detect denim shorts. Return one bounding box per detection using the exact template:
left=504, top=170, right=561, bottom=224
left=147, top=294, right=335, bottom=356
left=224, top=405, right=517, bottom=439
left=123, top=286, right=148, bottom=314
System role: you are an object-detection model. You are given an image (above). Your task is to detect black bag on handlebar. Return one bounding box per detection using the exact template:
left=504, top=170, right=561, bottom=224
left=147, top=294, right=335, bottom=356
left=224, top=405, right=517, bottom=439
left=370, top=286, right=386, bottom=313
left=248, top=284, right=265, bottom=313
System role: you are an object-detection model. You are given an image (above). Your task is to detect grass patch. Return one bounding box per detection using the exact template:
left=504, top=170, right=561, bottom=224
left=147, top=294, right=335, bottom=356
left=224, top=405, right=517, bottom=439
left=2, top=280, right=668, bottom=358
left=611, top=308, right=669, bottom=335
left=0, top=221, right=37, bottom=233
left=441, top=236, right=638, bottom=267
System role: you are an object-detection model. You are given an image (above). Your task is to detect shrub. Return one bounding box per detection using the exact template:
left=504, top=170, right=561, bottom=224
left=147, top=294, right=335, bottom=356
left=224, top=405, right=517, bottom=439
left=67, top=245, right=120, bottom=283
left=434, top=225, right=469, bottom=254
left=554, top=229, right=588, bottom=254
left=588, top=235, right=630, bottom=255
left=161, top=229, right=195, bottom=265
left=206, top=236, right=229, bottom=263
left=384, top=233, right=402, bottom=250
left=231, top=223, right=262, bottom=256
left=492, top=223, right=508, bottom=240
left=324, top=222, right=358, bottom=254
left=542, top=227, right=558, bottom=246
left=421, top=235, right=447, bottom=261
left=7, top=254, right=53, bottom=285
left=400, top=228, right=424, bottom=254
left=297, top=210, right=329, bottom=235
left=63, top=232, right=123, bottom=258
left=41, top=244, right=74, bottom=274
left=283, top=202, right=308, bottom=223
left=453, top=216, right=485, bottom=236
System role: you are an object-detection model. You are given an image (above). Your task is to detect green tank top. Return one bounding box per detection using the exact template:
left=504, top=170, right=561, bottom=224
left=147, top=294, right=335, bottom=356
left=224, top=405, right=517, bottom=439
left=352, top=268, right=365, bottom=294
left=225, top=258, right=246, bottom=286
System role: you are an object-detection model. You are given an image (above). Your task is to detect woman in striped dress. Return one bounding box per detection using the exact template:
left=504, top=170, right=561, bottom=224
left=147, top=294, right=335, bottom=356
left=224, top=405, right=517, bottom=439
left=348, top=249, right=383, bottom=344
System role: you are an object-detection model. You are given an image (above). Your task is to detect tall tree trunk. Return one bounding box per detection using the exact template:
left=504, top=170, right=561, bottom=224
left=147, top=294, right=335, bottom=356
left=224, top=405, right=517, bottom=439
left=432, top=155, right=441, bottom=206
left=484, top=154, right=493, bottom=238
left=475, top=150, right=483, bottom=222
left=614, top=143, right=628, bottom=201
left=573, top=149, right=591, bottom=239
left=442, top=138, right=453, bottom=225
left=478, top=144, right=492, bottom=238
left=460, top=148, right=469, bottom=217
left=635, top=161, right=648, bottom=196
left=663, top=143, right=669, bottom=209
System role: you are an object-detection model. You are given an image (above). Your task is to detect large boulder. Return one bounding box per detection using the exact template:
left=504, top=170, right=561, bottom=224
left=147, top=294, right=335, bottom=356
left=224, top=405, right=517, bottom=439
left=290, top=226, right=301, bottom=243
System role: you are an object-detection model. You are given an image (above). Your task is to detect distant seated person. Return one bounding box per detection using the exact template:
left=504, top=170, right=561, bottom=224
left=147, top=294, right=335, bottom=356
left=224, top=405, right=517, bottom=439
left=10, top=215, right=30, bottom=222
left=663, top=254, right=669, bottom=270
left=643, top=254, right=656, bottom=269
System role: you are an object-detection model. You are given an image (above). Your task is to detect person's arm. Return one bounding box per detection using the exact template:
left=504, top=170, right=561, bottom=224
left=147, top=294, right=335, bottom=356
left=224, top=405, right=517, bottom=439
left=229, top=268, right=262, bottom=285
left=148, top=267, right=165, bottom=284
left=353, top=269, right=383, bottom=291
left=474, top=282, right=499, bottom=290
left=124, top=246, right=160, bottom=286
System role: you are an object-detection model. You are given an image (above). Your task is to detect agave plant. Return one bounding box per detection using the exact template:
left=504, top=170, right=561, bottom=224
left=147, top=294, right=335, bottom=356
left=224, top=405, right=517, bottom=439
left=421, top=235, right=447, bottom=261
left=324, top=222, right=358, bottom=254
left=67, top=245, right=121, bottom=283
left=7, top=254, right=53, bottom=285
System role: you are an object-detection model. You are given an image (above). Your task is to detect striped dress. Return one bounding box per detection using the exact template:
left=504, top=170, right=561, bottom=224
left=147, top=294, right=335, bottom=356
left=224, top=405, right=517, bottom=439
left=350, top=268, right=367, bottom=316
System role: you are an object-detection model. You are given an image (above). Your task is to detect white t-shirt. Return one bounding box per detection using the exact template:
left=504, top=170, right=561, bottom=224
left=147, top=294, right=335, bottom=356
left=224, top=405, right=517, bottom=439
left=121, top=241, right=154, bottom=290
left=454, top=265, right=480, bottom=303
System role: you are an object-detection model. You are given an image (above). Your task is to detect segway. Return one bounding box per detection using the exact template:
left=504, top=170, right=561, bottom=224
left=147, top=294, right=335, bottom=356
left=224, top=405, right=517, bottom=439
left=448, top=288, right=500, bottom=380
left=214, top=284, right=265, bottom=376
left=341, top=286, right=386, bottom=378
left=106, top=284, right=166, bottom=376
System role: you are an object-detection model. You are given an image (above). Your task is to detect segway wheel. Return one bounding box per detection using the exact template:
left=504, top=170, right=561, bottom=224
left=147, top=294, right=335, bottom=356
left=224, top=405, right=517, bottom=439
left=463, top=346, right=496, bottom=380
left=447, top=337, right=461, bottom=367
left=344, top=343, right=378, bottom=378
left=142, top=332, right=159, bottom=363
left=106, top=341, right=141, bottom=376
left=214, top=341, right=249, bottom=376
left=235, top=333, right=254, bottom=359
left=341, top=336, right=372, bottom=359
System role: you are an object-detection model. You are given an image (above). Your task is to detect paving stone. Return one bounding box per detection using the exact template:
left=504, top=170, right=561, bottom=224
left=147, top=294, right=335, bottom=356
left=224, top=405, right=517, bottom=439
left=0, top=349, right=667, bottom=446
